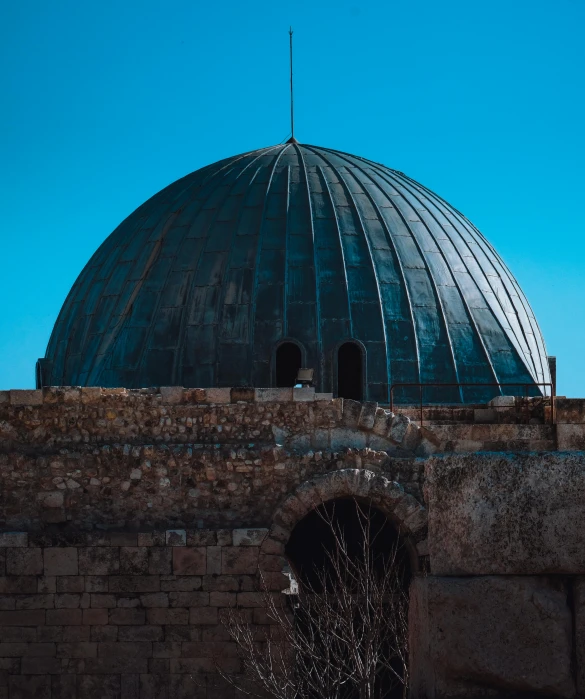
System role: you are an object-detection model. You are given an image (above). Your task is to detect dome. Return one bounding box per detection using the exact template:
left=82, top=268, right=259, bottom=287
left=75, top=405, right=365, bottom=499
left=39, top=143, right=550, bottom=403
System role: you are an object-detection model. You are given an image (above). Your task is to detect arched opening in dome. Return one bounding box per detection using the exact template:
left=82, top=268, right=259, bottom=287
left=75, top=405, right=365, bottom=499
left=337, top=342, right=363, bottom=400
left=275, top=342, right=302, bottom=388
left=285, top=498, right=410, bottom=698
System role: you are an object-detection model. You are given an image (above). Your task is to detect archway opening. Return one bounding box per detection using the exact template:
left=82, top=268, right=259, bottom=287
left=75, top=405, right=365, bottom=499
left=337, top=342, right=363, bottom=400
left=285, top=498, right=410, bottom=699
left=276, top=342, right=302, bottom=387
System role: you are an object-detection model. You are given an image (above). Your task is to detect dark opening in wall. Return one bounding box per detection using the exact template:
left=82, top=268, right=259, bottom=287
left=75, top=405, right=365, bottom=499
left=276, top=342, right=302, bottom=387
left=337, top=342, right=363, bottom=400
left=285, top=498, right=410, bottom=699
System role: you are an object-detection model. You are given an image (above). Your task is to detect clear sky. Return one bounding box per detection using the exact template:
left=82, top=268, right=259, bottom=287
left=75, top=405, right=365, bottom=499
left=1, top=0, right=583, bottom=395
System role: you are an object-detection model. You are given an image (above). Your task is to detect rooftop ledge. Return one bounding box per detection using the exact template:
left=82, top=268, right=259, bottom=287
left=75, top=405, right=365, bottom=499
left=0, top=386, right=332, bottom=407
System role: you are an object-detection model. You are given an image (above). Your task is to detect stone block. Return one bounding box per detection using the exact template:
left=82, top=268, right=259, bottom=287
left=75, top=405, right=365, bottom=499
left=79, top=547, right=119, bottom=575
left=56, top=641, right=97, bottom=657
left=109, top=532, right=137, bottom=546
left=165, top=529, right=186, bottom=546
left=558, top=424, right=585, bottom=450
left=56, top=576, right=84, bottom=593
left=372, top=408, right=393, bottom=436
left=9, top=675, right=51, bottom=699
left=6, top=549, right=42, bottom=576
left=119, top=547, right=148, bottom=574
left=83, top=609, right=108, bottom=625
left=51, top=674, right=76, bottom=699
left=172, top=548, right=206, bottom=575
left=388, top=413, right=410, bottom=443
left=474, top=408, right=496, bottom=423
left=232, top=528, right=268, bottom=547
left=222, top=547, right=259, bottom=575
left=409, top=576, right=574, bottom=698
left=342, top=398, right=362, bottom=427
left=426, top=452, right=585, bottom=575
left=205, top=388, right=231, bottom=403
left=139, top=593, right=169, bottom=608
left=121, top=674, right=140, bottom=699
left=488, top=395, right=516, bottom=408
left=315, top=392, right=333, bottom=401
left=168, top=592, right=209, bottom=607
left=118, top=625, right=164, bottom=642
left=44, top=548, right=78, bottom=576
left=80, top=386, right=103, bottom=403
left=330, top=427, right=367, bottom=451
left=293, top=387, right=315, bottom=402
left=147, top=608, right=188, bottom=625
left=47, top=609, right=81, bottom=625
left=107, top=576, right=160, bottom=593
left=206, top=546, right=221, bottom=575
left=189, top=607, right=218, bottom=625
left=10, top=389, right=43, bottom=406
left=187, top=530, right=216, bottom=546
left=160, top=386, right=184, bottom=404
left=109, top=608, right=145, bottom=625
left=0, top=610, right=44, bottom=627
left=98, top=641, right=152, bottom=658
left=76, top=672, right=122, bottom=692
left=15, top=594, right=54, bottom=609
left=229, top=387, right=254, bottom=402
left=0, top=532, right=27, bottom=548
left=255, top=388, right=293, bottom=402
left=148, top=547, right=172, bottom=574
left=357, top=401, right=378, bottom=429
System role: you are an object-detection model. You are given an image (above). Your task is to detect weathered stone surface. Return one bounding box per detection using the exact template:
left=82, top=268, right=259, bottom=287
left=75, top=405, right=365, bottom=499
left=427, top=452, right=585, bottom=574
left=410, top=576, right=575, bottom=698
left=160, top=387, right=184, bottom=404
left=232, top=529, right=268, bottom=547
left=0, top=533, right=27, bottom=548
left=44, top=548, right=78, bottom=576
left=172, top=548, right=206, bottom=576
left=574, top=577, right=585, bottom=697
left=357, top=402, right=378, bottom=430
left=10, top=390, right=43, bottom=406
left=389, top=413, right=410, bottom=443
left=255, top=388, right=292, bottom=402
left=293, top=387, right=315, bottom=402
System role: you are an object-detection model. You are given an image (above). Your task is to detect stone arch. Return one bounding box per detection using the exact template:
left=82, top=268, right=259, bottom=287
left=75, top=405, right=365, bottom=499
left=259, top=468, right=427, bottom=574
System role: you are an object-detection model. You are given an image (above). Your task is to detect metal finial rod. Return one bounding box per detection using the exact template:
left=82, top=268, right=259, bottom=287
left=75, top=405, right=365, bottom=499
left=289, top=27, right=294, bottom=140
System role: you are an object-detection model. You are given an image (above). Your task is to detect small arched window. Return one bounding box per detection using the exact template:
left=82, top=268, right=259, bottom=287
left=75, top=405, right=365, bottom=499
left=276, top=342, right=302, bottom=387
left=337, top=342, right=363, bottom=400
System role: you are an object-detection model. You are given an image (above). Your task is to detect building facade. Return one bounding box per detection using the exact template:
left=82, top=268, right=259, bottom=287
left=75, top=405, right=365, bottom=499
left=1, top=143, right=581, bottom=698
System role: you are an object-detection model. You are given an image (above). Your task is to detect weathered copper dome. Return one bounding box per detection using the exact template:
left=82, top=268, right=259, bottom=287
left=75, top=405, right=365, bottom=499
left=39, top=143, right=549, bottom=402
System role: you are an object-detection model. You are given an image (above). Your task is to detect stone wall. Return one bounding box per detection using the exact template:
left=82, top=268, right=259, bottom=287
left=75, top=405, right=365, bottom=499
left=0, top=526, right=279, bottom=699
left=3, top=387, right=585, bottom=697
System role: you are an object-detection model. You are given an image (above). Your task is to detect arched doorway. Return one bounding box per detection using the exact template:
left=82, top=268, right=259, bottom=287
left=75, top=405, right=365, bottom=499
left=337, top=342, right=363, bottom=400
left=275, top=342, right=302, bottom=387
left=285, top=498, right=410, bottom=698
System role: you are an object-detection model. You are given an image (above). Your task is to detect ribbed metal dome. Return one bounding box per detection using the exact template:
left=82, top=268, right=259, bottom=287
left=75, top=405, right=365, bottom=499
left=40, top=143, right=549, bottom=402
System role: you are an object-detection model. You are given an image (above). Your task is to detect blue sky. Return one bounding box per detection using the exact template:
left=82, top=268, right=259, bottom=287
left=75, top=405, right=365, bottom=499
left=1, top=0, right=583, bottom=395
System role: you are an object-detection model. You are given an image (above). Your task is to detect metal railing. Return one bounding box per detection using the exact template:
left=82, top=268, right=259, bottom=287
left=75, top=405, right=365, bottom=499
left=389, top=382, right=556, bottom=426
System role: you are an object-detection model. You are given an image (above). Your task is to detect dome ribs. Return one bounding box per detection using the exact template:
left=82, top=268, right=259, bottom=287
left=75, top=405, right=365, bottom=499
left=400, top=170, right=545, bottom=387
left=305, top=146, right=390, bottom=402
left=294, top=143, right=323, bottom=389
left=42, top=143, right=550, bottom=400
left=249, top=144, right=293, bottom=387
left=378, top=168, right=500, bottom=401
left=312, top=147, right=424, bottom=398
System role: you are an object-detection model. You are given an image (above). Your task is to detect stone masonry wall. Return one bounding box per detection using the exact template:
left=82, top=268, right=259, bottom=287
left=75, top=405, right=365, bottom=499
left=0, top=526, right=280, bottom=699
